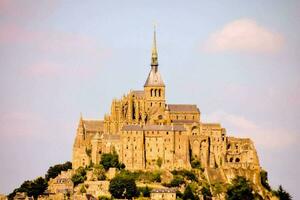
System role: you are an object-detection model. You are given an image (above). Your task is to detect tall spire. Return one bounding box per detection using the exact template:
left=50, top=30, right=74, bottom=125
left=151, top=25, right=158, bottom=69
left=144, top=25, right=165, bottom=87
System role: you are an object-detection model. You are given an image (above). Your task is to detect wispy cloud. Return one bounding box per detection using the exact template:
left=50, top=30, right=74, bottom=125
left=204, top=111, right=298, bottom=149
left=204, top=19, right=284, bottom=53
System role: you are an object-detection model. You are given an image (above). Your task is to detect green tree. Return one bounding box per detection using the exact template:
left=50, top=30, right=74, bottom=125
left=170, top=175, right=184, bottom=187
left=183, top=185, right=197, bottom=200
left=139, top=186, right=151, bottom=197
left=109, top=175, right=138, bottom=199
left=260, top=170, right=271, bottom=191
left=71, top=167, right=87, bottom=186
left=226, top=176, right=254, bottom=200
left=100, top=152, right=120, bottom=170
left=274, top=185, right=292, bottom=200
left=94, top=164, right=106, bottom=180
left=8, top=177, right=48, bottom=200
left=201, top=185, right=212, bottom=200
left=191, top=159, right=201, bottom=169
left=45, top=161, right=72, bottom=181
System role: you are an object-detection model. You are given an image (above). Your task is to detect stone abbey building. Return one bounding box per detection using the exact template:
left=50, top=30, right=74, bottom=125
left=72, top=31, right=260, bottom=175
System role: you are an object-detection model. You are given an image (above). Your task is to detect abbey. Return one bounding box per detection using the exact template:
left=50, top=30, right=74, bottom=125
left=72, top=31, right=260, bottom=173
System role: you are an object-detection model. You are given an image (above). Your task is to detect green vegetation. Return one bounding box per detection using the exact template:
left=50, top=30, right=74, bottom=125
left=170, top=175, right=185, bottom=187
left=94, top=164, right=106, bottom=180
left=8, top=177, right=48, bottom=200
left=183, top=185, right=199, bottom=200
left=100, top=152, right=125, bottom=170
left=45, top=161, right=72, bottom=181
left=8, top=161, right=72, bottom=200
left=260, top=170, right=271, bottom=191
left=201, top=185, right=212, bottom=200
left=273, top=185, right=292, bottom=200
left=226, top=176, right=254, bottom=200
left=138, top=186, right=151, bottom=197
left=156, top=157, right=163, bottom=168
left=98, top=196, right=111, bottom=200
left=80, top=184, right=86, bottom=193
left=109, top=175, right=138, bottom=199
left=71, top=167, right=87, bottom=186
left=118, top=170, right=161, bottom=183
left=171, top=169, right=198, bottom=182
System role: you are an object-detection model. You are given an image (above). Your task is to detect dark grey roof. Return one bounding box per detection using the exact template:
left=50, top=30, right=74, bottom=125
left=168, top=104, right=200, bottom=113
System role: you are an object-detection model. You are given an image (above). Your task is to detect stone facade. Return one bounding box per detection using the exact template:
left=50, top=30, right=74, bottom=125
left=72, top=30, right=260, bottom=176
left=150, top=188, right=177, bottom=200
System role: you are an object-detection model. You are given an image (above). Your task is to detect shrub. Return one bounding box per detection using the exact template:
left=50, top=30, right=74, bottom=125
left=45, top=161, right=72, bottom=181
left=71, top=167, right=87, bottom=186
left=109, top=175, right=138, bottom=199
left=273, top=185, right=292, bottom=200
left=156, top=157, right=163, bottom=168
left=226, top=176, right=254, bottom=200
left=138, top=186, right=151, bottom=197
left=191, top=159, right=201, bottom=169
left=260, top=170, right=271, bottom=191
left=94, top=164, right=106, bottom=180
left=183, top=185, right=197, bottom=200
left=170, top=175, right=184, bottom=187
left=201, top=185, right=212, bottom=200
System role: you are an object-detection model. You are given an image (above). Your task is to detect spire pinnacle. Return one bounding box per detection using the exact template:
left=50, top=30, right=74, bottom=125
left=151, top=25, right=158, bottom=68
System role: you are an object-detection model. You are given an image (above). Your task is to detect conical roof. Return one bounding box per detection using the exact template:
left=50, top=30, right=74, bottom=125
left=144, top=26, right=165, bottom=87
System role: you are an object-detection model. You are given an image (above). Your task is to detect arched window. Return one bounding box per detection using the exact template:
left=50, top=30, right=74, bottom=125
left=235, top=158, right=240, bottom=163
left=158, top=89, right=161, bottom=97
left=229, top=157, right=233, bottom=162
left=150, top=89, right=153, bottom=97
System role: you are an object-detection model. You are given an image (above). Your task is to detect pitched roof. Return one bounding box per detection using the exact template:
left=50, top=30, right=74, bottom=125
left=168, top=104, right=200, bottom=113
left=143, top=124, right=186, bottom=131
left=132, top=90, right=145, bottom=98
left=121, top=125, right=143, bottom=131
left=121, top=124, right=186, bottom=131
left=83, top=120, right=104, bottom=132
left=144, top=67, right=165, bottom=87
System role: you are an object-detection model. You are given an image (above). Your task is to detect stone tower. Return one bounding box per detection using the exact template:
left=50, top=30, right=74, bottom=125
left=144, top=27, right=166, bottom=112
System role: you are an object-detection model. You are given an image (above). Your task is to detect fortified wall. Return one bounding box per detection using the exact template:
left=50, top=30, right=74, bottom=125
left=72, top=30, right=261, bottom=184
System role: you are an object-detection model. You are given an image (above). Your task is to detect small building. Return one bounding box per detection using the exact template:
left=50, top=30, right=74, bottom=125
left=150, top=188, right=176, bottom=200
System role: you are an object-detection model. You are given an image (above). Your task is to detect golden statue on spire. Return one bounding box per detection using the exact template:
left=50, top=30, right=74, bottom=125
left=151, top=24, right=158, bottom=67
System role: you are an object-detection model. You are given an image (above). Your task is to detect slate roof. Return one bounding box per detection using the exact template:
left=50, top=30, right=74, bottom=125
left=168, top=104, right=200, bottom=113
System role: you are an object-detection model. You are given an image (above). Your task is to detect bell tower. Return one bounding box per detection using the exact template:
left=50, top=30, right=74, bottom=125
left=144, top=26, right=166, bottom=110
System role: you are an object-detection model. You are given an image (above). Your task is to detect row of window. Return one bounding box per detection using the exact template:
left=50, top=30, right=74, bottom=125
left=150, top=88, right=163, bottom=97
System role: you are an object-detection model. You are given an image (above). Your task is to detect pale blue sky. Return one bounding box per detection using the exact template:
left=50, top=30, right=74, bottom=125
left=0, top=0, right=299, bottom=198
